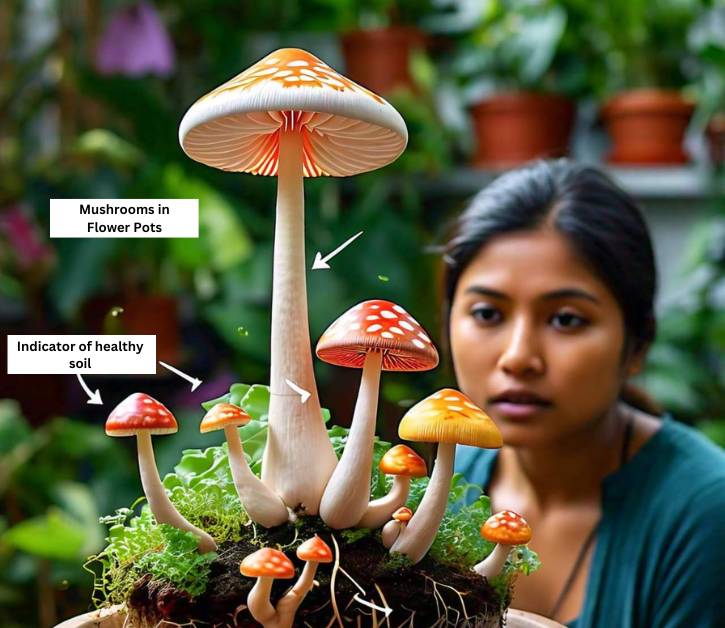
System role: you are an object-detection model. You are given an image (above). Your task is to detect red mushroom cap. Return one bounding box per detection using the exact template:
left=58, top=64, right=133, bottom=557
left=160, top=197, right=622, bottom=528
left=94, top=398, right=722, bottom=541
left=240, top=548, right=295, bottom=579
left=296, top=535, right=333, bottom=563
left=316, top=299, right=438, bottom=371
left=480, top=510, right=532, bottom=545
left=105, top=393, right=177, bottom=437
left=379, top=444, right=427, bottom=478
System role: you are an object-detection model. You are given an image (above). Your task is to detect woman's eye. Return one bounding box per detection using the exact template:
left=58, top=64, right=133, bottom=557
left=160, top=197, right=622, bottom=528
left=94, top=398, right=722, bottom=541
left=550, top=311, right=588, bottom=330
left=470, top=304, right=501, bottom=324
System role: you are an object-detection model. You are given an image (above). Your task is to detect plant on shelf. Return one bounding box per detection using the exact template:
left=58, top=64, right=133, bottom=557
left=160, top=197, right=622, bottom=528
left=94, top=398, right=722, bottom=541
left=580, top=0, right=712, bottom=164
left=309, top=0, right=436, bottom=94
left=428, top=0, right=587, bottom=169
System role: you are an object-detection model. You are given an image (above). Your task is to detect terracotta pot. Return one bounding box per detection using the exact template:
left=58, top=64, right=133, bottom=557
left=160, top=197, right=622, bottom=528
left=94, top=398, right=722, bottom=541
left=341, top=26, right=423, bottom=94
left=56, top=606, right=565, bottom=627
left=469, top=92, right=576, bottom=169
left=601, top=89, right=695, bottom=165
left=83, top=294, right=180, bottom=364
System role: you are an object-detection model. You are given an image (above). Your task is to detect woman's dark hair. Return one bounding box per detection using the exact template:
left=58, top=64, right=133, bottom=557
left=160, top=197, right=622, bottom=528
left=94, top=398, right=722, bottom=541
left=442, top=160, right=659, bottom=410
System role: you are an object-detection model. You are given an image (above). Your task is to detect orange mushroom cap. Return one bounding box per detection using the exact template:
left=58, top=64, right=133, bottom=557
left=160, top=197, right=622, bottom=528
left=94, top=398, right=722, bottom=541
left=200, top=402, right=251, bottom=433
left=379, top=444, right=427, bottom=478
left=392, top=507, right=413, bottom=523
left=398, top=389, right=502, bottom=448
left=480, top=510, right=532, bottom=545
left=296, top=535, right=333, bottom=563
left=179, top=48, right=407, bottom=177
left=240, top=548, right=295, bottom=579
left=105, top=393, right=177, bottom=437
left=316, top=299, right=438, bottom=372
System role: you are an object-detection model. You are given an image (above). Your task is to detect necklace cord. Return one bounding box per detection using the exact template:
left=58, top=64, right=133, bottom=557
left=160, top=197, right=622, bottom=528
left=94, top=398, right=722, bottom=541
left=547, top=412, right=635, bottom=619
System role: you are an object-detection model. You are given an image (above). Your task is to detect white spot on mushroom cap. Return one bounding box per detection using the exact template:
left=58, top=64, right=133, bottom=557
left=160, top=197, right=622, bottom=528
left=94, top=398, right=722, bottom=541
left=287, top=60, right=309, bottom=67
left=381, top=332, right=394, bottom=339
left=380, top=310, right=397, bottom=319
left=273, top=70, right=293, bottom=77
left=390, top=326, right=403, bottom=335
left=366, top=324, right=383, bottom=333
left=399, top=321, right=415, bottom=332
left=412, top=339, right=425, bottom=349
left=366, top=314, right=380, bottom=320
left=393, top=305, right=407, bottom=314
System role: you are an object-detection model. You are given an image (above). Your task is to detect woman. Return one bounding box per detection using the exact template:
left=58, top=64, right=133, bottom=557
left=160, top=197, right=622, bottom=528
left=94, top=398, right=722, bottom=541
left=444, top=160, right=725, bottom=627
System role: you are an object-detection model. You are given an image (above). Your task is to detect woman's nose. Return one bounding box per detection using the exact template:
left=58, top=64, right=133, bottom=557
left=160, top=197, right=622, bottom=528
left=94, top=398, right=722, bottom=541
left=497, top=320, right=544, bottom=377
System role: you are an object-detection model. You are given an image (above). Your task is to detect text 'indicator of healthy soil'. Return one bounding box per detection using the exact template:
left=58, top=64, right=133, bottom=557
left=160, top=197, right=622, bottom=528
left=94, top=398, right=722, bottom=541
left=6, top=335, right=156, bottom=374
left=49, top=199, right=199, bottom=237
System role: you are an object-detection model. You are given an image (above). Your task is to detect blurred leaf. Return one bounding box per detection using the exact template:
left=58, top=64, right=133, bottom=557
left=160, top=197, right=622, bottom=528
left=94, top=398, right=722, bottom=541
left=69, top=129, right=143, bottom=168
left=2, top=509, right=86, bottom=561
left=54, top=482, right=104, bottom=554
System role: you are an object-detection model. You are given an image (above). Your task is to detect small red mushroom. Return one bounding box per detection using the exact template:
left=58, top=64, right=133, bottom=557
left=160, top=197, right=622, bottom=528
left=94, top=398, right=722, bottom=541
left=473, top=510, right=533, bottom=579
left=240, top=548, right=295, bottom=625
left=106, top=393, right=216, bottom=552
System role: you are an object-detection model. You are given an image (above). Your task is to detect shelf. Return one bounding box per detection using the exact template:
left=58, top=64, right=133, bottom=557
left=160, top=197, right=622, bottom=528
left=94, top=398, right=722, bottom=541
left=421, top=165, right=723, bottom=201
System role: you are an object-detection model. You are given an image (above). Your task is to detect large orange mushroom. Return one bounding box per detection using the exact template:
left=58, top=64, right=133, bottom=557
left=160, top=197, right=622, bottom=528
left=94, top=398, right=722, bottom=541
left=179, top=49, right=408, bottom=515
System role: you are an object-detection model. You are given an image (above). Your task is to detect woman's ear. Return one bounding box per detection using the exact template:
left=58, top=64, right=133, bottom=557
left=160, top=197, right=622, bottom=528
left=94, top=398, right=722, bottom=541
left=626, top=342, right=650, bottom=377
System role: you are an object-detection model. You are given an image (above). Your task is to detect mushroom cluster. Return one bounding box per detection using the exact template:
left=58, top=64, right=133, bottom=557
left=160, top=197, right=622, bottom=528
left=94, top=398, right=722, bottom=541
left=101, top=46, right=528, bottom=625
left=240, top=535, right=333, bottom=628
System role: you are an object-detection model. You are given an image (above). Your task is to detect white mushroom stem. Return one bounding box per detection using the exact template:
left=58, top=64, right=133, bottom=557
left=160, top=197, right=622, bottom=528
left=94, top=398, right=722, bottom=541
left=247, top=576, right=277, bottom=626
left=473, top=544, right=512, bottom=579
left=356, top=475, right=411, bottom=529
left=136, top=431, right=217, bottom=553
left=246, top=564, right=320, bottom=628
left=273, top=562, right=320, bottom=628
left=390, top=442, right=455, bottom=563
left=381, top=519, right=407, bottom=548
left=262, top=127, right=337, bottom=515
left=224, top=426, right=288, bottom=528
left=320, top=350, right=383, bottom=528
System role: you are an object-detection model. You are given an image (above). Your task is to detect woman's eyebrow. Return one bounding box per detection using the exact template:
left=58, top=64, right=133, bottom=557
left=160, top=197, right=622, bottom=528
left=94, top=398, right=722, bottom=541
left=541, top=288, right=600, bottom=304
left=464, top=286, right=509, bottom=300
left=464, top=286, right=600, bottom=304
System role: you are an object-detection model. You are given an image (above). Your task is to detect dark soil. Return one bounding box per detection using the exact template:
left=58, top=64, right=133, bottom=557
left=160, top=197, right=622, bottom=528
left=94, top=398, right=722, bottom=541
left=127, top=517, right=508, bottom=627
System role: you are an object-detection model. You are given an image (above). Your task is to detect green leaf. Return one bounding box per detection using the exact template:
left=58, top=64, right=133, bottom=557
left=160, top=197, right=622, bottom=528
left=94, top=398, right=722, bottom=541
left=2, top=509, right=86, bottom=561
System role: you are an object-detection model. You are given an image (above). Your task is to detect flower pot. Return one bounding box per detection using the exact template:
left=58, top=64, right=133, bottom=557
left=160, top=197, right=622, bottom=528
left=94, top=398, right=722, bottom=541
left=56, top=606, right=565, bottom=627
left=341, top=26, right=423, bottom=95
left=82, top=294, right=180, bottom=364
left=601, top=89, right=695, bottom=165
left=469, top=92, right=576, bottom=169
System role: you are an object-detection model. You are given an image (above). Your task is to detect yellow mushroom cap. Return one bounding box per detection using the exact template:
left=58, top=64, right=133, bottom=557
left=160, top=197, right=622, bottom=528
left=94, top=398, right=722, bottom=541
left=398, top=389, right=502, bottom=448
left=379, top=444, right=427, bottom=477
left=296, top=535, right=333, bottom=563
left=200, top=402, right=252, bottom=433
left=480, top=510, right=532, bottom=545
left=240, top=548, right=295, bottom=579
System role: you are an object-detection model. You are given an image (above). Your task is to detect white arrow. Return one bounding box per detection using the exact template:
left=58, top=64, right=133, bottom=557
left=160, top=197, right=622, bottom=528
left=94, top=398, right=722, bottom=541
left=353, top=594, right=393, bottom=617
left=158, top=361, right=202, bottom=392
left=312, top=231, right=363, bottom=270
left=76, top=374, right=103, bottom=405
left=285, top=378, right=311, bottom=404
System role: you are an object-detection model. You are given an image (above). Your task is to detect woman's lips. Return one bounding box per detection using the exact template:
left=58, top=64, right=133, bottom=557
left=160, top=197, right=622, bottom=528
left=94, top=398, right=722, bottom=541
left=490, top=401, right=552, bottom=419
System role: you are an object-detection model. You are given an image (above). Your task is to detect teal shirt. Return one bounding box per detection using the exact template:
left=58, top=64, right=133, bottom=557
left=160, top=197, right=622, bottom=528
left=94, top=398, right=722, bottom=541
left=454, top=416, right=725, bottom=628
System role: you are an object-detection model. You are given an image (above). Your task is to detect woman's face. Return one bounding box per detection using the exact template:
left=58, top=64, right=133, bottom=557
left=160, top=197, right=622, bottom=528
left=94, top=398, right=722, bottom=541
left=449, top=228, right=638, bottom=447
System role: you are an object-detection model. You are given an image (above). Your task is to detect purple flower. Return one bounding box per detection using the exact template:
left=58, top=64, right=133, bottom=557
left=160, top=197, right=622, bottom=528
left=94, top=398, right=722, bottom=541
left=0, top=205, right=54, bottom=270
left=95, top=2, right=175, bottom=78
